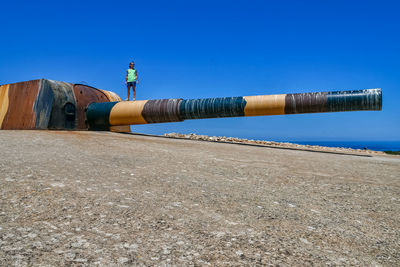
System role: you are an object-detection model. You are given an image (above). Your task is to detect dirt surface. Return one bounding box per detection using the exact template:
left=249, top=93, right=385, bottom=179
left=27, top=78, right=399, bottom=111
left=0, top=130, right=399, bottom=266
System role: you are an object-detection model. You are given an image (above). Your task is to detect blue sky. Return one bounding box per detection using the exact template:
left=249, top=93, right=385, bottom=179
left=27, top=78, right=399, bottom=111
left=1, top=0, right=399, bottom=141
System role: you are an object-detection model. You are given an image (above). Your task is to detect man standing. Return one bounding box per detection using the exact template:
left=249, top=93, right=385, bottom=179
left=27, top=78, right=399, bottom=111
left=125, top=62, right=139, bottom=101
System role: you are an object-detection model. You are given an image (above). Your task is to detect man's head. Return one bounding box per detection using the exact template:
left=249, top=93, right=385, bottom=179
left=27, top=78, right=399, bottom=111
left=129, top=62, right=135, bottom=68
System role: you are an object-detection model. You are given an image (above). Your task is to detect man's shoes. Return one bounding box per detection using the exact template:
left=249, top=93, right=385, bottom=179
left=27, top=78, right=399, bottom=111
left=124, top=98, right=128, bottom=101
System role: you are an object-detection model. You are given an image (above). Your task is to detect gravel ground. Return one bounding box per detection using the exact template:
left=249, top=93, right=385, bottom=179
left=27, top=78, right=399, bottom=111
left=164, top=133, right=386, bottom=156
left=0, top=130, right=399, bottom=266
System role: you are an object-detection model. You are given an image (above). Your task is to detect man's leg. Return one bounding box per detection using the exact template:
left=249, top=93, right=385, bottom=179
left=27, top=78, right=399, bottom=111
left=132, top=84, right=136, bottom=101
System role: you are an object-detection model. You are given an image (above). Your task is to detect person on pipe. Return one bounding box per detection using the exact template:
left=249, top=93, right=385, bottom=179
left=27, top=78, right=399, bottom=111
left=125, top=61, right=139, bottom=101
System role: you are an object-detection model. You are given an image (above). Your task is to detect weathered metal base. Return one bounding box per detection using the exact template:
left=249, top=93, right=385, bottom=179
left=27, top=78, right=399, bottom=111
left=0, top=79, right=129, bottom=132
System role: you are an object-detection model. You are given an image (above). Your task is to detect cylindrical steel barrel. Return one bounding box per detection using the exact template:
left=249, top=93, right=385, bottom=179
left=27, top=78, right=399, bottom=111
left=87, top=88, right=382, bottom=130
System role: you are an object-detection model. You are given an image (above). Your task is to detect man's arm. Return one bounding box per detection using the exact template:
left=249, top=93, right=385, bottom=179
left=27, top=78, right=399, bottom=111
left=125, top=70, right=129, bottom=85
left=135, top=70, right=139, bottom=85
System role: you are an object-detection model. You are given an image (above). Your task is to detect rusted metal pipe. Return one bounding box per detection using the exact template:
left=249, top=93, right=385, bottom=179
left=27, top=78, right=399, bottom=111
left=87, top=88, right=382, bottom=130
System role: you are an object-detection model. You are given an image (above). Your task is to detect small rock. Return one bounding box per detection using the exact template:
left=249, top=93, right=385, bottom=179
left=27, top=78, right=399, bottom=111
left=236, top=250, right=244, bottom=256
left=118, top=257, right=129, bottom=264
left=300, top=238, right=311, bottom=244
left=51, top=182, right=65, bottom=188
left=64, top=252, right=76, bottom=261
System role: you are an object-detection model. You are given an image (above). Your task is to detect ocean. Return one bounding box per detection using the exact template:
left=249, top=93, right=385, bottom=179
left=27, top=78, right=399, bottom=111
left=281, top=141, right=400, bottom=152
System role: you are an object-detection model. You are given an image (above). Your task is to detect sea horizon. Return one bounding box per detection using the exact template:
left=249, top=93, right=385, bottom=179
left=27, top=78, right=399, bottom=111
left=272, top=140, right=400, bottom=152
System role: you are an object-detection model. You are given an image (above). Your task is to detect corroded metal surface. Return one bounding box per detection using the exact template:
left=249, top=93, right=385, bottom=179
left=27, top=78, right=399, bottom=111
left=87, top=88, right=382, bottom=130
left=100, top=90, right=121, bottom=102
left=179, top=97, right=246, bottom=120
left=284, top=89, right=383, bottom=114
left=1, top=80, right=41, bottom=129
left=0, top=85, right=10, bottom=126
left=47, top=80, right=76, bottom=129
left=73, top=84, right=109, bottom=129
left=86, top=102, right=118, bottom=130
left=326, top=89, right=382, bottom=112
left=142, top=99, right=182, bottom=123
left=33, top=80, right=54, bottom=129
left=285, top=92, right=328, bottom=114
left=0, top=79, right=130, bottom=131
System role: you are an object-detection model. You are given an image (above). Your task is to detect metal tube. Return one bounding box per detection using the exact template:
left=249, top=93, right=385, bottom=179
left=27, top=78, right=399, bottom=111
left=86, top=88, right=382, bottom=130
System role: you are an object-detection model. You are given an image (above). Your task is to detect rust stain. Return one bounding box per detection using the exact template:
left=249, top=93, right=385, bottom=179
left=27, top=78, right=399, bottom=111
left=44, top=130, right=97, bottom=141
left=1, top=80, right=40, bottom=129
left=0, top=84, right=10, bottom=127
left=100, top=89, right=122, bottom=102
left=73, top=85, right=109, bottom=129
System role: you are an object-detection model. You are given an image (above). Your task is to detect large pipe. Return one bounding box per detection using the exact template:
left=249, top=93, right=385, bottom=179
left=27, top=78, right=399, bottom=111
left=87, top=88, right=382, bottom=130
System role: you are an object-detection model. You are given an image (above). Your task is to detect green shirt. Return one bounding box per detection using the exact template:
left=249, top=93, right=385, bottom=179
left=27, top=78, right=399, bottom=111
left=127, top=69, right=137, bottom=82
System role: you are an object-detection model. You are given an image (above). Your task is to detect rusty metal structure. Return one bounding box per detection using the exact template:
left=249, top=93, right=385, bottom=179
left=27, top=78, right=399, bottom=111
left=0, top=79, right=129, bottom=132
left=0, top=79, right=382, bottom=131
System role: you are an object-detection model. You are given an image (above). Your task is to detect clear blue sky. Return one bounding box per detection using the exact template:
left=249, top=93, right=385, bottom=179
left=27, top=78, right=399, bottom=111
left=1, top=0, right=399, bottom=141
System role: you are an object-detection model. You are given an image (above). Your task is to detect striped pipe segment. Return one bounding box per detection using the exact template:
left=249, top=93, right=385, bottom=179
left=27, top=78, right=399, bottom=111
left=86, top=88, right=382, bottom=130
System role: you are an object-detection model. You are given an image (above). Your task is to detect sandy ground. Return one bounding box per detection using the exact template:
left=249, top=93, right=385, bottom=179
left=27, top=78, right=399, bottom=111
left=0, top=130, right=399, bottom=266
